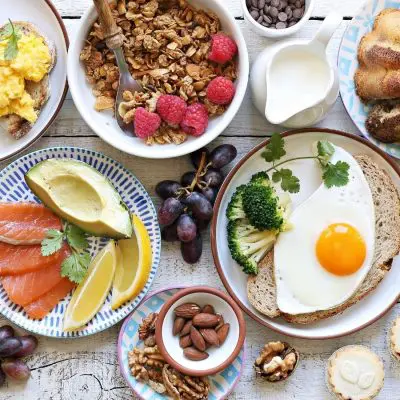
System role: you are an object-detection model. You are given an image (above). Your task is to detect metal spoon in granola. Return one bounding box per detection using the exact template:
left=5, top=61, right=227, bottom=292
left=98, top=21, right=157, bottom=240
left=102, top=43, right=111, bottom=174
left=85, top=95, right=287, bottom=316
left=93, top=0, right=142, bottom=135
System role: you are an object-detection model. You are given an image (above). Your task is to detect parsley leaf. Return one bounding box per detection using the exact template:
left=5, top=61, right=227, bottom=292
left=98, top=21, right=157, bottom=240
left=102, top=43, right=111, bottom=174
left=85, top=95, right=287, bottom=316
left=61, top=252, right=91, bottom=284
left=41, top=229, right=64, bottom=256
left=322, top=161, right=350, bottom=188
left=66, top=224, right=89, bottom=250
left=261, top=133, right=286, bottom=163
left=1, top=19, right=21, bottom=60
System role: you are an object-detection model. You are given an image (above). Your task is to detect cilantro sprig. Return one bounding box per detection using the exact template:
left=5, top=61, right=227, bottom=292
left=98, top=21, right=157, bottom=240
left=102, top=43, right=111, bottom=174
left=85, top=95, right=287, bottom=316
left=261, top=133, right=350, bottom=193
left=0, top=19, right=21, bottom=60
left=41, top=223, right=91, bottom=284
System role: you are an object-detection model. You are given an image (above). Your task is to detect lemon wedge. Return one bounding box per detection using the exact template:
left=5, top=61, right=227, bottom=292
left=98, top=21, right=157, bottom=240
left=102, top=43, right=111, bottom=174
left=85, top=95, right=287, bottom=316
left=63, top=241, right=117, bottom=331
left=111, top=214, right=152, bottom=310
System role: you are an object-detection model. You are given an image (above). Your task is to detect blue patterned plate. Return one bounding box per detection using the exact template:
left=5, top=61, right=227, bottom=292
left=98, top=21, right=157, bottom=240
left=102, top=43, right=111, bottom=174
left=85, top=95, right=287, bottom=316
left=339, top=0, right=400, bottom=158
left=0, top=147, right=161, bottom=338
left=118, top=287, right=245, bottom=400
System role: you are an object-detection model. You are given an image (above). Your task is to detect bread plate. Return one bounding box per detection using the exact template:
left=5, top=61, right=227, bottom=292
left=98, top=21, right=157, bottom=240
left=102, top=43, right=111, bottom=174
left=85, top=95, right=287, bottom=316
left=0, top=0, right=68, bottom=162
left=338, top=0, right=400, bottom=159
left=211, top=129, right=400, bottom=339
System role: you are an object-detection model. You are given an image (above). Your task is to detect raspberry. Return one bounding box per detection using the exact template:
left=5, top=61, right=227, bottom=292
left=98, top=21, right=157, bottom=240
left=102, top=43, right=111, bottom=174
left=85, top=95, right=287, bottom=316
left=157, top=95, right=187, bottom=125
left=134, top=107, right=161, bottom=139
left=206, top=77, right=236, bottom=105
left=180, top=103, right=209, bottom=136
left=208, top=33, right=238, bottom=64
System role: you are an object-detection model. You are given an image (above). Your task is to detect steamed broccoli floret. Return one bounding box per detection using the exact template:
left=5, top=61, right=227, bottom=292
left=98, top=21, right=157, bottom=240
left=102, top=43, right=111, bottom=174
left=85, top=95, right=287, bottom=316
left=227, top=220, right=276, bottom=275
left=226, top=184, right=246, bottom=221
left=250, top=171, right=270, bottom=186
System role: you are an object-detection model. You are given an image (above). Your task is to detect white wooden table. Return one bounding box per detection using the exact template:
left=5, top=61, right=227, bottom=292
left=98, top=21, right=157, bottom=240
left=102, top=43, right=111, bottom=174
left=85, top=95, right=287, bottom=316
left=2, top=0, right=400, bottom=398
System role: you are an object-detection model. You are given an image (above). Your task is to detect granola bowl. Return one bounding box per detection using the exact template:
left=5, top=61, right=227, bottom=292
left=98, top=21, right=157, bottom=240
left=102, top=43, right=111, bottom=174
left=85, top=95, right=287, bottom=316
left=68, top=0, right=249, bottom=159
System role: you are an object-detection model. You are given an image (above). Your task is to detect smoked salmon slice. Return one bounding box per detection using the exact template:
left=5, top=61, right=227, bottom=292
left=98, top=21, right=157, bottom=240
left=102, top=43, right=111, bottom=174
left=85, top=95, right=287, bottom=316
left=24, top=278, right=76, bottom=319
left=1, top=246, right=71, bottom=306
left=0, top=202, right=62, bottom=245
left=0, top=242, right=68, bottom=276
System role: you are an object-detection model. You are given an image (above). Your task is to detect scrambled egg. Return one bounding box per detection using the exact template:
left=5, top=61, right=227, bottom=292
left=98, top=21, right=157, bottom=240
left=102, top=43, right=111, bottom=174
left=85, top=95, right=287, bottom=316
left=0, top=33, right=51, bottom=123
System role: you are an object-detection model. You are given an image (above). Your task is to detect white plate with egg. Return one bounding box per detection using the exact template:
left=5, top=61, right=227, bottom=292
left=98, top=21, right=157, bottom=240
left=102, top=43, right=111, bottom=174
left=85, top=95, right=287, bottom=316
left=212, top=129, right=400, bottom=339
left=0, top=0, right=68, bottom=161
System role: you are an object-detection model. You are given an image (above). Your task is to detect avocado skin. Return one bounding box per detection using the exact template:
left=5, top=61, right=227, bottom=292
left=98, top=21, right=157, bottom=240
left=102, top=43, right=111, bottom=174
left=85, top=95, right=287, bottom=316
left=25, top=159, right=133, bottom=239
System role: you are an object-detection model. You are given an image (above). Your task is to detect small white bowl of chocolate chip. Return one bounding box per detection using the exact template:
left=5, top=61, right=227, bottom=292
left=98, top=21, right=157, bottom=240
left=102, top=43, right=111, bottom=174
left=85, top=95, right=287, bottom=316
left=155, top=286, right=246, bottom=377
left=242, top=0, right=315, bottom=38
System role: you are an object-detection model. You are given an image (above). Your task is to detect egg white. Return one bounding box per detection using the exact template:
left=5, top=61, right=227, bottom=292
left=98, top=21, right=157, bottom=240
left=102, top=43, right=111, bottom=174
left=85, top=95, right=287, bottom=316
left=274, top=145, right=375, bottom=315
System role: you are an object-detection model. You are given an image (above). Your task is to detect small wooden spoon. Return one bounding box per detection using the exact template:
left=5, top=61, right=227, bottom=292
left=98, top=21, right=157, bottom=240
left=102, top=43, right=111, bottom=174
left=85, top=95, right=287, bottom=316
left=93, top=0, right=142, bottom=134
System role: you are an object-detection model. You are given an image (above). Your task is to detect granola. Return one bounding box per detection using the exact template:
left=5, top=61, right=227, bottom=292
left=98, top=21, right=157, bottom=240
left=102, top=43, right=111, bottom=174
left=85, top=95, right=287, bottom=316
left=80, top=0, right=237, bottom=145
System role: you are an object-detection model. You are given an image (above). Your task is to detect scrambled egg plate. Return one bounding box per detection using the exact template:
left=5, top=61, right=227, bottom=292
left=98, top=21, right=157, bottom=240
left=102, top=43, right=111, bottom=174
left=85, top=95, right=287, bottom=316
left=0, top=33, right=51, bottom=123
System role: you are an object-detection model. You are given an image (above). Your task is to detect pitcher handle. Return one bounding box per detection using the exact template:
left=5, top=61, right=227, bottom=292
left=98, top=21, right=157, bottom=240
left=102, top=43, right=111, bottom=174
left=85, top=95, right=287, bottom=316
left=311, top=12, right=342, bottom=49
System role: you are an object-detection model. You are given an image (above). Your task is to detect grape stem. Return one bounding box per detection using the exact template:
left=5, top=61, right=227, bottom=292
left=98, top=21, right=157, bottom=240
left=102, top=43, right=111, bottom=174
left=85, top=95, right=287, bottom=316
left=189, top=151, right=207, bottom=192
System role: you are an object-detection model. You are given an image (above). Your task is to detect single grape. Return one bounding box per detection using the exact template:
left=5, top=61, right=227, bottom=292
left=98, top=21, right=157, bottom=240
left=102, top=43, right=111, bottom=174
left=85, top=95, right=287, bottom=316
left=0, top=337, right=22, bottom=357
left=176, top=214, right=197, bottom=243
left=161, top=222, right=178, bottom=242
left=181, top=233, right=203, bottom=264
left=158, top=198, right=184, bottom=226
left=181, top=171, right=196, bottom=187
left=200, top=187, right=217, bottom=205
left=1, top=359, right=30, bottom=381
left=184, top=192, right=213, bottom=221
left=203, top=168, right=223, bottom=188
left=190, top=147, right=210, bottom=169
left=0, top=366, right=5, bottom=387
left=155, top=180, right=182, bottom=200
left=12, top=336, right=38, bottom=358
left=0, top=325, right=14, bottom=342
left=209, top=145, right=237, bottom=169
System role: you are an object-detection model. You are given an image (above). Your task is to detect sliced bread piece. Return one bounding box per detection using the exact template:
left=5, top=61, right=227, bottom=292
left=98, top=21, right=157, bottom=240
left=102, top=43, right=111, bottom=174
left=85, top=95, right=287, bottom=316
left=283, top=155, right=400, bottom=324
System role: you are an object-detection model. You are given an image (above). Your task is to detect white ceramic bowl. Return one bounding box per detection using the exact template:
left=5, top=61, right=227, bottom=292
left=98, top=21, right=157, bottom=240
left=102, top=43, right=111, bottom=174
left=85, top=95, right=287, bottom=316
left=155, top=286, right=246, bottom=376
left=68, top=0, right=249, bottom=159
left=242, top=0, right=315, bottom=38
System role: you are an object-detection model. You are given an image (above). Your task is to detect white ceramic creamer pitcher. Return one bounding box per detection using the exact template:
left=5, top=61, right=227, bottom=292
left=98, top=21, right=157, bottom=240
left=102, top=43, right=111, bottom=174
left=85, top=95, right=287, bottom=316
left=250, top=12, right=342, bottom=128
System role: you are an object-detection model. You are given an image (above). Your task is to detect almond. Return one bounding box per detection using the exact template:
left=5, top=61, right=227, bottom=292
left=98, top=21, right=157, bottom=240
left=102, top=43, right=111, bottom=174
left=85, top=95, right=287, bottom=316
left=215, top=314, right=225, bottom=331
left=190, top=326, right=206, bottom=352
left=200, top=328, right=220, bottom=346
left=179, top=320, right=193, bottom=337
left=216, top=323, right=230, bottom=345
left=179, top=334, right=193, bottom=348
left=202, top=304, right=215, bottom=314
left=192, top=313, right=219, bottom=328
left=173, top=317, right=186, bottom=336
left=184, top=347, right=209, bottom=361
left=174, top=303, right=201, bottom=318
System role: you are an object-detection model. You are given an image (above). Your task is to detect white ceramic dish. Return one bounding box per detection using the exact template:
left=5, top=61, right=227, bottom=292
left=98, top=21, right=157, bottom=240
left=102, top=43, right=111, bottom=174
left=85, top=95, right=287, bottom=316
left=212, top=129, right=400, bottom=340
left=0, top=0, right=68, bottom=162
left=338, top=0, right=400, bottom=159
left=242, top=0, right=314, bottom=38
left=68, top=0, right=249, bottom=159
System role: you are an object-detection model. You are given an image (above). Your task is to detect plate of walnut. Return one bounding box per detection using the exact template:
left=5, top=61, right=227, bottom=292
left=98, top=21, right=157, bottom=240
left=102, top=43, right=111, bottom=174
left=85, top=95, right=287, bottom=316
left=338, top=0, right=400, bottom=159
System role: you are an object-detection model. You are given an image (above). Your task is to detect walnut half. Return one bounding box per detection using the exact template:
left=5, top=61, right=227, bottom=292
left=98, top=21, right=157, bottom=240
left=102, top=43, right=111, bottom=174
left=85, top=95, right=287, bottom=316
left=254, top=341, right=299, bottom=382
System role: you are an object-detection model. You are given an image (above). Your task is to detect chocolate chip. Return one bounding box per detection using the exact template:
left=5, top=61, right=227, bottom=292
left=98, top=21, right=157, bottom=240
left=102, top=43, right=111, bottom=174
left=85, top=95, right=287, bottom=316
left=278, top=12, right=287, bottom=21
left=276, top=21, right=287, bottom=29
left=258, top=0, right=266, bottom=8
left=250, top=9, right=259, bottom=19
left=269, top=6, right=279, bottom=17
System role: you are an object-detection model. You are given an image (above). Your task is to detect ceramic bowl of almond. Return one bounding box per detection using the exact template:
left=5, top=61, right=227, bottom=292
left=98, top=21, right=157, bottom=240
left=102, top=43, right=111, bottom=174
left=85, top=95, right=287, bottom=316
left=67, top=0, right=249, bottom=159
left=155, top=286, right=246, bottom=376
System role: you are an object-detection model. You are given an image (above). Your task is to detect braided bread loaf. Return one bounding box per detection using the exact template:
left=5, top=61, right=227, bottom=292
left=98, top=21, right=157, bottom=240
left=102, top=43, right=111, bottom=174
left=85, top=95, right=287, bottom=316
left=355, top=9, right=400, bottom=102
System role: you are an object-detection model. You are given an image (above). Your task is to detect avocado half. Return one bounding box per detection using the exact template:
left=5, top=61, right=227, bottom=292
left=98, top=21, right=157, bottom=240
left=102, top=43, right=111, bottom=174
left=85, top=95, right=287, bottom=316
left=25, top=159, right=133, bottom=239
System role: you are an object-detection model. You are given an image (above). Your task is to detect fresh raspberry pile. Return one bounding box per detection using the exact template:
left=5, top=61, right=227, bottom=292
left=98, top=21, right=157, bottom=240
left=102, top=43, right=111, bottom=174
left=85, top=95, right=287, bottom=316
left=208, top=33, right=238, bottom=64
left=157, top=95, right=187, bottom=126
left=180, top=104, right=209, bottom=136
left=134, top=108, right=161, bottom=139
left=206, top=77, right=236, bottom=105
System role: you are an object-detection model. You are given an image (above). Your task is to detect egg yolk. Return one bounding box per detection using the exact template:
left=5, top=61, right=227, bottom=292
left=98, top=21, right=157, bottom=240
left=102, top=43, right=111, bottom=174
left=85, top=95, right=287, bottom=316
left=316, top=223, right=366, bottom=276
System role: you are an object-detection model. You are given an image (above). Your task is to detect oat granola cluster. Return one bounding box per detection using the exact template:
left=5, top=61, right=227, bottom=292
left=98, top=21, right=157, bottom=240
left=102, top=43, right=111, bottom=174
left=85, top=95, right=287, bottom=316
left=80, top=0, right=238, bottom=145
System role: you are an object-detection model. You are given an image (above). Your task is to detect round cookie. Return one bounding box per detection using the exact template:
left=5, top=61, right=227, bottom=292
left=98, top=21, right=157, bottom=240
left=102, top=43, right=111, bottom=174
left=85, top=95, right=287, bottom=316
left=390, top=316, right=400, bottom=361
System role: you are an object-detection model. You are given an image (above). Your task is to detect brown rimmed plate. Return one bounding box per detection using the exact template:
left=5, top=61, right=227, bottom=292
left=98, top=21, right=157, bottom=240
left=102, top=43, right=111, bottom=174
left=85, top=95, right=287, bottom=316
left=0, top=0, right=68, bottom=162
left=211, top=128, right=400, bottom=339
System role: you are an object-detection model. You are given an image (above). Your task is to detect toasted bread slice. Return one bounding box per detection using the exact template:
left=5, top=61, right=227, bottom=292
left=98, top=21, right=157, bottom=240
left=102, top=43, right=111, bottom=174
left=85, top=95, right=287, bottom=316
left=0, top=21, right=55, bottom=139
left=247, top=155, right=400, bottom=324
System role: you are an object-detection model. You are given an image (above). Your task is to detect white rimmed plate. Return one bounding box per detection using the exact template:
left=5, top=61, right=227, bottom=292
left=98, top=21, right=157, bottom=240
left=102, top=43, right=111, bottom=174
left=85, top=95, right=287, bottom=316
left=0, top=147, right=161, bottom=338
left=118, top=287, right=245, bottom=399
left=212, top=129, right=400, bottom=339
left=0, top=0, right=68, bottom=161
left=338, top=0, right=400, bottom=158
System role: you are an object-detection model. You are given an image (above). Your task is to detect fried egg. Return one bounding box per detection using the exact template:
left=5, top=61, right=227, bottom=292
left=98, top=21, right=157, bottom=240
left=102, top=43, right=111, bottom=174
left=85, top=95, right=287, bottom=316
left=274, top=145, right=375, bottom=315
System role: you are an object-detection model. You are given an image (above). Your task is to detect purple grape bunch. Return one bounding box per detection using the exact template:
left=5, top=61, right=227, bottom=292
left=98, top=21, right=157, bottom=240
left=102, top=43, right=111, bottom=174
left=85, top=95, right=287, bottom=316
left=156, top=144, right=238, bottom=263
left=0, top=325, right=38, bottom=386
